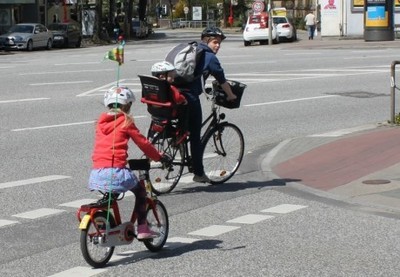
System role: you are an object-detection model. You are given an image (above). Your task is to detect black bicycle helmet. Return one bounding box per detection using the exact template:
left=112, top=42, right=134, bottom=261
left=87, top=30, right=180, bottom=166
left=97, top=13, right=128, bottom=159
left=201, top=27, right=226, bottom=40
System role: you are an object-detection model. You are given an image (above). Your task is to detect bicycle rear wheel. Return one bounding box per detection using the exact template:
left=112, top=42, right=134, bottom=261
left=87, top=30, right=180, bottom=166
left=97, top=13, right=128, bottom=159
left=143, top=199, right=169, bottom=251
left=201, top=122, right=244, bottom=184
left=150, top=133, right=185, bottom=195
left=80, top=211, right=115, bottom=268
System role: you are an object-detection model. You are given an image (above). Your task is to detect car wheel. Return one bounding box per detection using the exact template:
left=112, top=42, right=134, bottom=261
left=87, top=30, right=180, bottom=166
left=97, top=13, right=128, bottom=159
left=27, top=40, right=33, bottom=51
left=46, top=39, right=52, bottom=50
left=75, top=37, right=82, bottom=48
left=244, top=40, right=250, bottom=47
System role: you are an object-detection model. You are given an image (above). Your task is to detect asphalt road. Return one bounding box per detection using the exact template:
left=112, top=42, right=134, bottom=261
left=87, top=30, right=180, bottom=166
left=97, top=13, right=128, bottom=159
left=1, top=30, right=400, bottom=276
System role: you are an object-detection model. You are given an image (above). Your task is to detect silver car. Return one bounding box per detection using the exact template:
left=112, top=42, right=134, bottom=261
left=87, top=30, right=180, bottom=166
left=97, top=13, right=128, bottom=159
left=0, top=23, right=53, bottom=51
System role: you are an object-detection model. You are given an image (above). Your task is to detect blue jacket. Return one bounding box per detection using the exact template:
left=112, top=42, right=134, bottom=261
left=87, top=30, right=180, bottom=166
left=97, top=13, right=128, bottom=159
left=181, top=42, right=227, bottom=102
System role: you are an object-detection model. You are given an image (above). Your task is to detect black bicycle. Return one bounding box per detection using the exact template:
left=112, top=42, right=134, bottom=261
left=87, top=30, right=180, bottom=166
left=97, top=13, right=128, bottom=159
left=140, top=75, right=246, bottom=195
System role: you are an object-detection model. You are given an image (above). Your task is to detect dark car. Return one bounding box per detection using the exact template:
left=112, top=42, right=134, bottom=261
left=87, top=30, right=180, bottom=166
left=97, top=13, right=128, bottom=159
left=48, top=22, right=82, bottom=48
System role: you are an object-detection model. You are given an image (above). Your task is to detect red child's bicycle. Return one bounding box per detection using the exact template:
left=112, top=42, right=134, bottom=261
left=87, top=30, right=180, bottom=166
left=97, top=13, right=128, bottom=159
left=76, top=159, right=169, bottom=268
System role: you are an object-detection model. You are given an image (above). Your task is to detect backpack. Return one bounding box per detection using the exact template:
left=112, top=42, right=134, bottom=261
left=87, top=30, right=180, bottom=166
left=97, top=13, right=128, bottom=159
left=165, top=41, right=204, bottom=85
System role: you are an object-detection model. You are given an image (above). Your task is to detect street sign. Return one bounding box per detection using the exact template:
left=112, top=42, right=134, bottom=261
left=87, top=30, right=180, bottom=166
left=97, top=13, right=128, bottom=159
left=252, top=1, right=265, bottom=13
left=184, top=6, right=189, bottom=15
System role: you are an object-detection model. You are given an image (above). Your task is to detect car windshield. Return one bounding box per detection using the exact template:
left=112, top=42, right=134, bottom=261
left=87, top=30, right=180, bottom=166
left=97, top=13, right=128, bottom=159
left=48, top=24, right=67, bottom=31
left=9, top=25, right=34, bottom=33
left=273, top=17, right=288, bottom=24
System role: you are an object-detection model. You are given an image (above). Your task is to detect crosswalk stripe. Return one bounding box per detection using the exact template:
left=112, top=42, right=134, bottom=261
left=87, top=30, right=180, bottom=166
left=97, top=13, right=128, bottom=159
left=188, top=225, right=240, bottom=237
left=0, top=175, right=71, bottom=189
left=12, top=208, right=66, bottom=219
left=47, top=266, right=107, bottom=277
left=261, top=204, right=307, bottom=214
left=226, top=214, right=275, bottom=224
left=0, top=219, right=20, bottom=228
left=59, top=199, right=98, bottom=208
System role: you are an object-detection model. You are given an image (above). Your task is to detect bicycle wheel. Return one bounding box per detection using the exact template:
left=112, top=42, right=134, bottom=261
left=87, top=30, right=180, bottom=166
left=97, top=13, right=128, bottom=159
left=143, top=200, right=169, bottom=252
left=150, top=133, right=185, bottom=195
left=80, top=211, right=116, bottom=268
left=201, top=122, right=244, bottom=184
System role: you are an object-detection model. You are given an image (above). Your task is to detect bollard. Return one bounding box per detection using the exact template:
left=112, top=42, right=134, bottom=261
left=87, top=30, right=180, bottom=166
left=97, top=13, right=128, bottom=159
left=390, top=61, right=400, bottom=124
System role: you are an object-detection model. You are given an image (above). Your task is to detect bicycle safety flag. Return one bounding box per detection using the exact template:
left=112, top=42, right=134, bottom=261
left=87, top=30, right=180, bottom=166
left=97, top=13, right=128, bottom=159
left=165, top=41, right=204, bottom=85
left=104, top=44, right=124, bottom=65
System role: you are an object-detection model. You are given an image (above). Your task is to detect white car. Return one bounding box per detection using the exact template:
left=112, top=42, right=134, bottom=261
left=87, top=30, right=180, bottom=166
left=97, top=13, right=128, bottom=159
left=273, top=16, right=297, bottom=42
left=243, top=12, right=279, bottom=46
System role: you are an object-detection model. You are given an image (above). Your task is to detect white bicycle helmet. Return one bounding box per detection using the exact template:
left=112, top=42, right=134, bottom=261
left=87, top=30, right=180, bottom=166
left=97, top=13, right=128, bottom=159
left=104, top=86, right=135, bottom=107
left=151, top=61, right=175, bottom=76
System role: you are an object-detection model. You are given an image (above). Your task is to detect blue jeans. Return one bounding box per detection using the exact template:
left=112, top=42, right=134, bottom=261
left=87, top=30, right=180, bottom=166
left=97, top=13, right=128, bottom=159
left=307, top=25, right=315, bottom=39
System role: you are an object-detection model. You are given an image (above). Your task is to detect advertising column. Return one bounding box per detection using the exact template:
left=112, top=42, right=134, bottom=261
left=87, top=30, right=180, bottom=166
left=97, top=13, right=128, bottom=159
left=364, top=0, right=394, bottom=41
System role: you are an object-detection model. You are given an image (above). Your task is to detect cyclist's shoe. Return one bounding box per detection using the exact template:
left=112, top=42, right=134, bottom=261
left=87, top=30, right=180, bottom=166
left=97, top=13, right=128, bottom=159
left=193, top=174, right=211, bottom=183
left=137, top=224, right=159, bottom=240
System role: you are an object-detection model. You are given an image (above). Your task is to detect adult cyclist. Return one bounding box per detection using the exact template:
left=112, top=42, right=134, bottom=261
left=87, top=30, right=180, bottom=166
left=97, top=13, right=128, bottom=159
left=178, top=27, right=237, bottom=183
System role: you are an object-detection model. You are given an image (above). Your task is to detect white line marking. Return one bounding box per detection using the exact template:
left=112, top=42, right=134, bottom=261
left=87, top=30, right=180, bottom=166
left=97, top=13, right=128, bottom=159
left=0, top=175, right=71, bottom=190
left=188, top=225, right=240, bottom=237
left=0, top=219, right=20, bottom=228
left=0, top=98, right=49, bottom=104
left=59, top=199, right=98, bottom=208
left=244, top=95, right=338, bottom=107
left=47, top=266, right=107, bottom=277
left=54, top=62, right=102, bottom=65
left=165, top=237, right=201, bottom=250
left=261, top=204, right=307, bottom=214
left=226, top=214, right=275, bottom=224
left=76, top=79, right=127, bottom=97
left=30, top=81, right=93, bottom=86
left=13, top=208, right=65, bottom=219
left=11, top=121, right=95, bottom=131
left=19, top=69, right=113, bottom=75
left=309, top=124, right=378, bottom=137
left=109, top=250, right=138, bottom=262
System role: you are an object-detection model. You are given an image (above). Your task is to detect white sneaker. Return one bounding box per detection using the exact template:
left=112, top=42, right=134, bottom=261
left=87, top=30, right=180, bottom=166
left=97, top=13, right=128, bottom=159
left=193, top=174, right=211, bottom=183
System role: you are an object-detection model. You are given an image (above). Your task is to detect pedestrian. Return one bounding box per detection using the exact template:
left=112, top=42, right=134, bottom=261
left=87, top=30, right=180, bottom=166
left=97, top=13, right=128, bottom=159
left=88, top=86, right=170, bottom=239
left=176, top=27, right=237, bottom=183
left=304, top=11, right=316, bottom=40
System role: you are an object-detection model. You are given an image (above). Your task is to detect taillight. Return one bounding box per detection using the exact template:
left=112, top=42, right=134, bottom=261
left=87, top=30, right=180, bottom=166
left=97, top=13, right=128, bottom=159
left=282, top=24, right=290, bottom=28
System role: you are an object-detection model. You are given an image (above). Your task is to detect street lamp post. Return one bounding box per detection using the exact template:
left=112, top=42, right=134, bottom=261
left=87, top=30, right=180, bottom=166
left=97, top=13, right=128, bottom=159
left=268, top=0, right=272, bottom=45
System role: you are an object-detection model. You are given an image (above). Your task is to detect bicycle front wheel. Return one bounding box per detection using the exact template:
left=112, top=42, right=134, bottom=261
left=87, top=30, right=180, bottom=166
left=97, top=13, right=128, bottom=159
left=143, top=199, right=169, bottom=252
left=201, top=122, right=244, bottom=184
left=80, top=211, right=115, bottom=268
left=150, top=134, right=185, bottom=195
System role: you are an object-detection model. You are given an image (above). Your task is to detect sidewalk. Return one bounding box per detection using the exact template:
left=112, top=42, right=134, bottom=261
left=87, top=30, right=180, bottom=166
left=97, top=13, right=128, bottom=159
left=264, top=123, right=400, bottom=214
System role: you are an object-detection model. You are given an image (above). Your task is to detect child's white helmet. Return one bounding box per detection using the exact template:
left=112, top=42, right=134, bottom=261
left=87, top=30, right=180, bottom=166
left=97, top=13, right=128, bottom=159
left=151, top=61, right=175, bottom=76
left=104, top=86, right=135, bottom=107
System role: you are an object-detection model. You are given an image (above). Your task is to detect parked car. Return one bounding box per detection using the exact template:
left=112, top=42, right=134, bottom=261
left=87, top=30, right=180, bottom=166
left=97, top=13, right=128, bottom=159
left=48, top=22, right=82, bottom=48
left=132, top=19, right=149, bottom=38
left=273, top=16, right=297, bottom=42
left=243, top=12, right=279, bottom=46
left=0, top=23, right=53, bottom=51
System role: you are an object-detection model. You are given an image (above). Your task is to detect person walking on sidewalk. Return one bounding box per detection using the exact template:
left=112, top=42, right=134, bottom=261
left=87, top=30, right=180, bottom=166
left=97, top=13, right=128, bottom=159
left=305, top=11, right=316, bottom=40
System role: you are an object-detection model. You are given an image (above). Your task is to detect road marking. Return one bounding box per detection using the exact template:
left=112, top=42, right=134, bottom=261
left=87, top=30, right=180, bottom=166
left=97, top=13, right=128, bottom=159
left=226, top=214, right=274, bottom=224
left=244, top=95, right=338, bottom=107
left=20, top=69, right=113, bottom=75
left=261, top=204, right=307, bottom=214
left=47, top=266, right=107, bottom=277
left=309, top=124, right=377, bottom=137
left=76, top=80, right=126, bottom=97
left=0, top=98, right=49, bottom=104
left=0, top=175, right=70, bottom=189
left=30, top=81, right=93, bottom=86
left=109, top=250, right=139, bottom=262
left=76, top=79, right=141, bottom=97
left=59, top=199, right=98, bottom=208
left=188, top=225, right=240, bottom=237
left=13, top=208, right=65, bottom=219
left=0, top=219, right=20, bottom=228
left=11, top=121, right=95, bottom=131
left=54, top=62, right=102, bottom=66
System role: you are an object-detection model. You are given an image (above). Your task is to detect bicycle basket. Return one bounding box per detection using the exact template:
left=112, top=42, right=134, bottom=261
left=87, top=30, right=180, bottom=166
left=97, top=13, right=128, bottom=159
left=212, top=80, right=247, bottom=109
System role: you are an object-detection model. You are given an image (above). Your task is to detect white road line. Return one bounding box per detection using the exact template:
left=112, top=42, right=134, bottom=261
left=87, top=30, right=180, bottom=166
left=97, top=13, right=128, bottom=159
left=261, top=204, right=307, bottom=214
left=0, top=175, right=70, bottom=190
left=12, top=208, right=65, bottom=219
left=54, top=62, right=102, bottom=66
left=0, top=98, right=49, bottom=104
left=226, top=214, right=275, bottom=224
left=30, top=81, right=93, bottom=86
left=19, top=69, right=114, bottom=75
left=109, top=250, right=138, bottom=263
left=59, top=199, right=98, bottom=208
left=244, top=95, right=338, bottom=107
left=188, top=225, right=240, bottom=237
left=309, top=124, right=377, bottom=137
left=11, top=121, right=95, bottom=131
left=0, top=219, right=20, bottom=228
left=47, top=266, right=107, bottom=277
left=76, top=79, right=127, bottom=97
